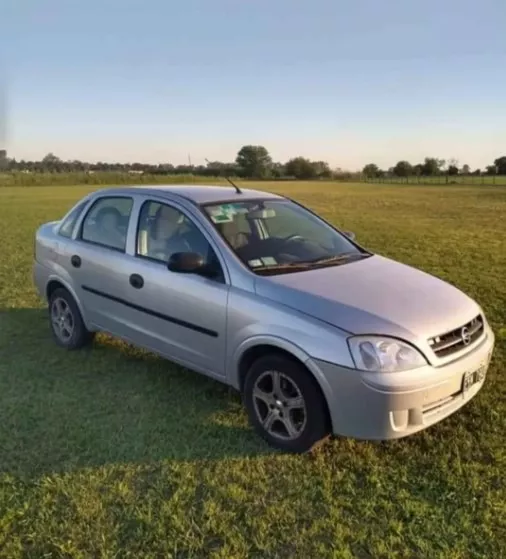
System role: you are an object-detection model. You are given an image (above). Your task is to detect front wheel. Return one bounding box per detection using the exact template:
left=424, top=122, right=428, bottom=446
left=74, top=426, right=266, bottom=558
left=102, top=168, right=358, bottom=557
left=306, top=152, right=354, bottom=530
left=243, top=354, right=330, bottom=453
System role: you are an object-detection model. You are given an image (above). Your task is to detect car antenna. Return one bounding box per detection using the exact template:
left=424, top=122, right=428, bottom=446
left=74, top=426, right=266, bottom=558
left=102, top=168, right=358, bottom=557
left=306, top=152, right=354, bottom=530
left=205, top=158, right=242, bottom=194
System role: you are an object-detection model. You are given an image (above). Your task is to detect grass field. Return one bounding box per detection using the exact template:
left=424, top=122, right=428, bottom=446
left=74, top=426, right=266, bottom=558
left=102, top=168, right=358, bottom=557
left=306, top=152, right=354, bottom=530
left=1, top=181, right=505, bottom=558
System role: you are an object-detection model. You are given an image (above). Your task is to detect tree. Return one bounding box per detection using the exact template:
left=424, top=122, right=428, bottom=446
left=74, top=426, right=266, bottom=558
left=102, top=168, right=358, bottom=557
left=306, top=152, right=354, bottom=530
left=393, top=160, right=413, bottom=177
left=270, top=162, right=286, bottom=178
left=421, top=157, right=441, bottom=176
left=41, top=152, right=63, bottom=172
left=447, top=165, right=459, bottom=176
left=461, top=164, right=471, bottom=175
left=285, top=157, right=317, bottom=179
left=284, top=157, right=331, bottom=179
left=235, top=145, right=272, bottom=178
left=312, top=160, right=332, bottom=178
left=362, top=163, right=380, bottom=178
left=205, top=160, right=238, bottom=177
left=446, top=158, right=458, bottom=171
left=493, top=156, right=506, bottom=175
left=472, top=168, right=481, bottom=176
left=42, top=152, right=61, bottom=164
left=485, top=165, right=496, bottom=176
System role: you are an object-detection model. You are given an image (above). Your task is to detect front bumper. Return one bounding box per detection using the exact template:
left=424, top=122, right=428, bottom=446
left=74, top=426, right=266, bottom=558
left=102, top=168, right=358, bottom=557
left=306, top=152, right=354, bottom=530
left=310, top=326, right=495, bottom=440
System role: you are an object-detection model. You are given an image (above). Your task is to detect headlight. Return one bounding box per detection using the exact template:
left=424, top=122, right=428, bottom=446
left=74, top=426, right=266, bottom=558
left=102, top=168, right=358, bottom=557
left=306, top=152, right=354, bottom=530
left=347, top=336, right=427, bottom=372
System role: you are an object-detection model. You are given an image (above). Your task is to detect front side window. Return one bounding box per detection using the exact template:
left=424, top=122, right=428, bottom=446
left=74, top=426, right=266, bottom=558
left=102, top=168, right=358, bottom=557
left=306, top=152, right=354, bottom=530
left=58, top=199, right=89, bottom=238
left=80, top=196, right=133, bottom=251
left=203, top=199, right=369, bottom=275
left=136, top=200, right=218, bottom=267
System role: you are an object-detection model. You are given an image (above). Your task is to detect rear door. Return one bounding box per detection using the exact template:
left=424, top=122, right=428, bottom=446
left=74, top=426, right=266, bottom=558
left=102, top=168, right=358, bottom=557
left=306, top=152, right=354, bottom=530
left=59, top=194, right=136, bottom=337
left=119, top=197, right=230, bottom=378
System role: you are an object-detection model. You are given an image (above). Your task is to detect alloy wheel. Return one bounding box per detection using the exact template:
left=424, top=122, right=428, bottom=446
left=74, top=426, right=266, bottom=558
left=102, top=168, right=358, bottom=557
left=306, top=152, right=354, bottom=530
left=252, top=370, right=307, bottom=440
left=51, top=297, right=75, bottom=343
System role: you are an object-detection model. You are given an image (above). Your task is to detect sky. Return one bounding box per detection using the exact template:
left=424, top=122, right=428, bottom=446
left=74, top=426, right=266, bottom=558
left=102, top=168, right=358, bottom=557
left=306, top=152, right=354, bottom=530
left=1, top=0, right=506, bottom=170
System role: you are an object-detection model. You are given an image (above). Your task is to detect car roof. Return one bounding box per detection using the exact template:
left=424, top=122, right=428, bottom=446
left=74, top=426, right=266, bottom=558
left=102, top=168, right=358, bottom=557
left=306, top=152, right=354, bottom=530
left=92, top=184, right=285, bottom=205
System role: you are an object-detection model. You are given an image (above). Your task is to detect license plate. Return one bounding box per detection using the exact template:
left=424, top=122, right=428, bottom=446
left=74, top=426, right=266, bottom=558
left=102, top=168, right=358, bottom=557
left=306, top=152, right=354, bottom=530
left=462, top=364, right=487, bottom=392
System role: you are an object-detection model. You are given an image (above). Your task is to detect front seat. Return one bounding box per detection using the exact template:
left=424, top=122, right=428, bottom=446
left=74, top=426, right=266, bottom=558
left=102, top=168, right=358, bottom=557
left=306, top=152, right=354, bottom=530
left=217, top=220, right=249, bottom=250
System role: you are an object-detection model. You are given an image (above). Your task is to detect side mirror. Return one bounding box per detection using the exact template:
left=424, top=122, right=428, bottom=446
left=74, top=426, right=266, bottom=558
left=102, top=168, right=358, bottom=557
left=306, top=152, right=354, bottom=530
left=343, top=230, right=356, bottom=241
left=167, top=252, right=205, bottom=274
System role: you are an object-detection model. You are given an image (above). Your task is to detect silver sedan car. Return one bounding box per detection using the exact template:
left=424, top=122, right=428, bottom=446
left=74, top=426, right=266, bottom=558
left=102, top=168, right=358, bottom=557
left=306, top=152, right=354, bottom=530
left=33, top=184, right=495, bottom=452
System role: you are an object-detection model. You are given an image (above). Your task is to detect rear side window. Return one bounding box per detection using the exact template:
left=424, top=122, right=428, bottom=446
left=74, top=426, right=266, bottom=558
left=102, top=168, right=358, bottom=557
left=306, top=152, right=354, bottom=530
left=58, top=200, right=89, bottom=238
left=80, top=196, right=133, bottom=251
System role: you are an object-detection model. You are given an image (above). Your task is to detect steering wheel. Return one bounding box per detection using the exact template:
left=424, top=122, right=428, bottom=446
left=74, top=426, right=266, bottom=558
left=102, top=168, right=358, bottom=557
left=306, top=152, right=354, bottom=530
left=282, top=234, right=305, bottom=244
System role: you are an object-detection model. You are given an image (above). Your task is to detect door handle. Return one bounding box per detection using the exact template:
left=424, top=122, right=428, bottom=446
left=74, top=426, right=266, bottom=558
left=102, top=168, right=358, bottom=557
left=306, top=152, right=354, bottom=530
left=129, top=273, right=144, bottom=289
left=71, top=255, right=81, bottom=268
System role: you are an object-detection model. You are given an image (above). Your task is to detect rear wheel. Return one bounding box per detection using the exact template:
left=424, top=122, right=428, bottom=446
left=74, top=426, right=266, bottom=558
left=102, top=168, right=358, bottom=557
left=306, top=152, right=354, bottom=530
left=49, top=288, right=94, bottom=350
left=243, top=354, right=330, bottom=453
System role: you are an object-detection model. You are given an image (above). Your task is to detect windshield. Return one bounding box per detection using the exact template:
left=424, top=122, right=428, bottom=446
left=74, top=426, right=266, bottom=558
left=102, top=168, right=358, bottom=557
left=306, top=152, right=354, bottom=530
left=202, top=199, right=369, bottom=275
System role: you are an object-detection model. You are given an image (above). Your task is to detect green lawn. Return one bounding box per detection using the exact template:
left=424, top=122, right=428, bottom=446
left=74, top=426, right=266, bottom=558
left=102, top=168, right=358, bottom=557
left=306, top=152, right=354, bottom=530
left=1, top=182, right=505, bottom=558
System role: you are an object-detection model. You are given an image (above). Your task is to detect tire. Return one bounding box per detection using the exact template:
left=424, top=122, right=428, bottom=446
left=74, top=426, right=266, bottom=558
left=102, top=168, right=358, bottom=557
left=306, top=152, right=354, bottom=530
left=48, top=287, right=94, bottom=350
left=243, top=354, right=330, bottom=453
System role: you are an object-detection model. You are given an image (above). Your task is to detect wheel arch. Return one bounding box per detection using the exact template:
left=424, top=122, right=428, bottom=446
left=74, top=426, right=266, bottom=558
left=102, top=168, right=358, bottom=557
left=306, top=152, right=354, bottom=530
left=45, top=277, right=90, bottom=328
left=234, top=337, right=334, bottom=429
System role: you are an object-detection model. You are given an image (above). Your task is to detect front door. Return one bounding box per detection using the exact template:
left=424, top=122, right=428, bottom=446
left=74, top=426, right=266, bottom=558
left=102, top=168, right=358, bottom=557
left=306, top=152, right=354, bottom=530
left=119, top=198, right=229, bottom=378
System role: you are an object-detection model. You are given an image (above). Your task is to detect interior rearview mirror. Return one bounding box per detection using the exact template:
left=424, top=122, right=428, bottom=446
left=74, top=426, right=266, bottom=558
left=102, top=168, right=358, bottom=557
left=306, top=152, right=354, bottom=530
left=167, top=252, right=205, bottom=274
left=248, top=208, right=276, bottom=219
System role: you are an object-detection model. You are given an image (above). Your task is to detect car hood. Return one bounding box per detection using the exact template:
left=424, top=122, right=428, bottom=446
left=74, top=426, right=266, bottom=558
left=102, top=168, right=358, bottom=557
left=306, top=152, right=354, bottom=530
left=254, top=255, right=481, bottom=343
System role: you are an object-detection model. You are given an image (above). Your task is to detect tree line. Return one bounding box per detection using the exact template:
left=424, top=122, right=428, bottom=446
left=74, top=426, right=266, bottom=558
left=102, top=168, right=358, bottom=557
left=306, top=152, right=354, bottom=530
left=1, top=146, right=505, bottom=180
left=0, top=146, right=333, bottom=180
left=362, top=156, right=506, bottom=179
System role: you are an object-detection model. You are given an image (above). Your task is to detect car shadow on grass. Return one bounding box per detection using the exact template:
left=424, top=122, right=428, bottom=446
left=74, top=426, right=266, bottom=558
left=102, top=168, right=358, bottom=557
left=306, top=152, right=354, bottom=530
left=0, top=308, right=272, bottom=478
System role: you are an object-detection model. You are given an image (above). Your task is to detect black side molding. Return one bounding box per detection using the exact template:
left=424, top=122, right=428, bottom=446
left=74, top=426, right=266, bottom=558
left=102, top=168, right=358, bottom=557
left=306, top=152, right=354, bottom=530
left=81, top=285, right=218, bottom=338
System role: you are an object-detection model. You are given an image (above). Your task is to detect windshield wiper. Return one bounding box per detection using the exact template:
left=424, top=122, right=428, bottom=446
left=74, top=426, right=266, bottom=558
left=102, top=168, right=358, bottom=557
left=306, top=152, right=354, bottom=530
left=299, top=252, right=367, bottom=266
left=251, top=252, right=371, bottom=275
left=252, top=253, right=369, bottom=275
left=252, top=262, right=313, bottom=274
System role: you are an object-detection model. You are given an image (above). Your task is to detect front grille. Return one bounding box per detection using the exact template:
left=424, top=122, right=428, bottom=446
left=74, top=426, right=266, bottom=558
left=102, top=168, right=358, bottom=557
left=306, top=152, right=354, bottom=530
left=428, top=314, right=484, bottom=359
